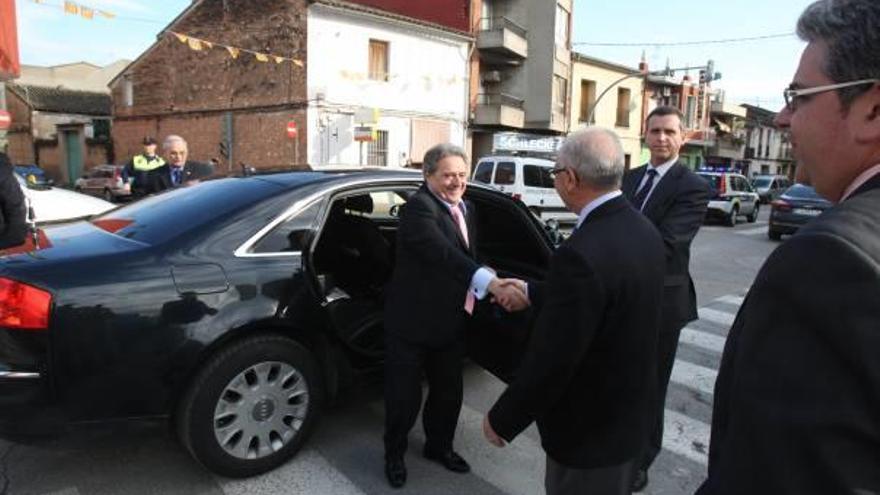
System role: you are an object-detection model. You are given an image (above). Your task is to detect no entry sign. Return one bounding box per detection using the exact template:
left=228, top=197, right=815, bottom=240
left=0, top=110, right=11, bottom=130
left=286, top=120, right=297, bottom=139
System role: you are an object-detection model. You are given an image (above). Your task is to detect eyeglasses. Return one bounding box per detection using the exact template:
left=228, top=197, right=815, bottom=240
left=783, top=79, right=879, bottom=111
left=549, top=167, right=568, bottom=179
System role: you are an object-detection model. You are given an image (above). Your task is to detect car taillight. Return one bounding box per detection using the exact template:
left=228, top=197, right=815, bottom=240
left=771, top=199, right=792, bottom=212
left=0, top=277, right=52, bottom=331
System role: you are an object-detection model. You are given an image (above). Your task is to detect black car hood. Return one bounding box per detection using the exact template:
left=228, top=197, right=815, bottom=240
left=0, top=221, right=147, bottom=267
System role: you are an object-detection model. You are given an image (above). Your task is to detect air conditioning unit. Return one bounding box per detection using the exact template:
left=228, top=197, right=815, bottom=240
left=481, top=70, right=502, bottom=84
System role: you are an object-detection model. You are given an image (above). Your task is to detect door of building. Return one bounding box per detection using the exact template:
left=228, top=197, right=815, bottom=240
left=63, top=130, right=83, bottom=184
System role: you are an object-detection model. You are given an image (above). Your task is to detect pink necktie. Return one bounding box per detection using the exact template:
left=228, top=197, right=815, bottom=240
left=450, top=205, right=475, bottom=314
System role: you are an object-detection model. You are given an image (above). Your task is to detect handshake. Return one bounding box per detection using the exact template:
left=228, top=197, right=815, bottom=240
left=488, top=278, right=529, bottom=312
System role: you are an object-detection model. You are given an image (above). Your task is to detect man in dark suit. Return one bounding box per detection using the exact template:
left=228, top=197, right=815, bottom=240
left=698, top=1, right=880, bottom=493
left=483, top=128, right=665, bottom=495
left=622, top=105, right=710, bottom=491
left=153, top=135, right=214, bottom=192
left=0, top=151, right=27, bottom=250
left=382, top=143, right=520, bottom=489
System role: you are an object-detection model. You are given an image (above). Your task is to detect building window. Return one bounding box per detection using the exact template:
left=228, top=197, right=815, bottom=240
left=553, top=75, right=567, bottom=115
left=367, top=130, right=389, bottom=166
left=685, top=95, right=696, bottom=128
left=616, top=88, right=631, bottom=127
left=579, top=79, right=596, bottom=123
left=123, top=76, right=133, bottom=107
left=368, top=39, right=389, bottom=82
left=555, top=4, right=569, bottom=46
left=758, top=128, right=764, bottom=157
left=624, top=153, right=631, bottom=169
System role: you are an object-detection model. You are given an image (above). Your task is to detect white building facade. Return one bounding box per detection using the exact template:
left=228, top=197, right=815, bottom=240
left=307, top=2, right=470, bottom=168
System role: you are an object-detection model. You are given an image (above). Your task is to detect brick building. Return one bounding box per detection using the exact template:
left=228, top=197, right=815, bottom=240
left=110, top=0, right=309, bottom=172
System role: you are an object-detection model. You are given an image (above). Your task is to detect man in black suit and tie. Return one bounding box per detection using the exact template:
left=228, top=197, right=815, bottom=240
left=382, top=143, right=521, bottom=489
left=482, top=128, right=666, bottom=495
left=698, top=1, right=880, bottom=493
left=622, top=105, right=710, bottom=491
left=152, top=135, right=214, bottom=192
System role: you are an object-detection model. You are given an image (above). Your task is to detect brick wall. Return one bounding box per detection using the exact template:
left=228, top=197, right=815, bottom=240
left=111, top=0, right=308, bottom=170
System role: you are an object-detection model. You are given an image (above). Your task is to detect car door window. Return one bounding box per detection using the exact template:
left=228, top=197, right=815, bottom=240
left=473, top=162, right=494, bottom=184
left=523, top=165, right=542, bottom=188
left=253, top=200, right=322, bottom=253
left=494, top=162, right=516, bottom=185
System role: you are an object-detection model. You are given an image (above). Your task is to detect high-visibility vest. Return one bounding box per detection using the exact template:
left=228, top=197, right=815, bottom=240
left=132, top=154, right=166, bottom=171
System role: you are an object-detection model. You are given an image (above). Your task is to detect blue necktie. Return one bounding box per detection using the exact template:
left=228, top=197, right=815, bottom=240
left=634, top=169, right=658, bottom=211
left=172, top=167, right=182, bottom=186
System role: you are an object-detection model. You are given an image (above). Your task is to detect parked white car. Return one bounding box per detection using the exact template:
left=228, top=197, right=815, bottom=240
left=16, top=174, right=116, bottom=224
left=472, top=156, right=577, bottom=226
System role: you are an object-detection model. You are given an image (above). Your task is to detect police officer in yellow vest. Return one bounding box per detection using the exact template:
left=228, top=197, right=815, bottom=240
left=122, top=136, right=166, bottom=197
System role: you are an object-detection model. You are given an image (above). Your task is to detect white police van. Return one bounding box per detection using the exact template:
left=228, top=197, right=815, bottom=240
left=472, top=156, right=577, bottom=226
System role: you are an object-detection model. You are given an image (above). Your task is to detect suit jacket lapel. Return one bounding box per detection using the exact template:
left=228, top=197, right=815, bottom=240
left=642, top=163, right=682, bottom=218
left=624, top=167, right=646, bottom=199
left=422, top=185, right=471, bottom=253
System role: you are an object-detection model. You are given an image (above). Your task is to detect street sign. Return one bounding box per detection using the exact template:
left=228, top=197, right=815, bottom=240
left=286, top=120, right=297, bottom=139
left=0, top=110, right=11, bottom=130
left=354, top=125, right=374, bottom=142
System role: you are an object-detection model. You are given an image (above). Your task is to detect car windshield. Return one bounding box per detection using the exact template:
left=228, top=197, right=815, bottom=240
left=698, top=174, right=721, bottom=190
left=783, top=184, right=823, bottom=200
left=753, top=177, right=772, bottom=187
left=91, top=177, right=286, bottom=244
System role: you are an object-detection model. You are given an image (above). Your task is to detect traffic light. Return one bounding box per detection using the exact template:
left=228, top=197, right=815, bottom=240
left=219, top=140, right=229, bottom=158
left=699, top=70, right=708, bottom=84
left=706, top=59, right=715, bottom=80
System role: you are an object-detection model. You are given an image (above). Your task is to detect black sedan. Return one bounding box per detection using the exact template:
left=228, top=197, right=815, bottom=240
left=0, top=170, right=552, bottom=477
left=768, top=183, right=833, bottom=240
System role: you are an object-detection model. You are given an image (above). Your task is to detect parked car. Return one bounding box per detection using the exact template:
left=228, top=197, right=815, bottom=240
left=74, top=164, right=131, bottom=202
left=13, top=164, right=52, bottom=189
left=697, top=171, right=760, bottom=226
left=752, top=174, right=792, bottom=203
left=472, top=155, right=577, bottom=227
left=767, top=183, right=832, bottom=240
left=0, top=170, right=552, bottom=478
left=15, top=173, right=115, bottom=224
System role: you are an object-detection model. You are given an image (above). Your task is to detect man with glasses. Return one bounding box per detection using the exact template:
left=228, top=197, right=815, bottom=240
left=621, top=105, right=710, bottom=492
left=698, top=1, right=880, bottom=493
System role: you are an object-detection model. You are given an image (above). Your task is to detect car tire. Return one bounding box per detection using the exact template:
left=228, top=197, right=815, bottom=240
left=103, top=189, right=115, bottom=203
left=747, top=204, right=759, bottom=223
left=726, top=206, right=739, bottom=227
left=768, top=229, right=782, bottom=241
left=176, top=335, right=323, bottom=478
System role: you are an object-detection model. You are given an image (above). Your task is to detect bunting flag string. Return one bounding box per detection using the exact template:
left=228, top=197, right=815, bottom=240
left=36, top=0, right=115, bottom=20
left=168, top=31, right=304, bottom=67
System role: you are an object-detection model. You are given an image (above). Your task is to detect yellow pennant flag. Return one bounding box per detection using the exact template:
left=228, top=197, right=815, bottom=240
left=202, top=40, right=213, bottom=49
left=63, top=1, right=78, bottom=14
left=292, top=59, right=304, bottom=67
left=80, top=6, right=94, bottom=19
left=187, top=38, right=203, bottom=51
left=226, top=46, right=240, bottom=59
left=254, top=53, right=269, bottom=62
left=174, top=32, right=188, bottom=43
left=98, top=10, right=115, bottom=19
left=273, top=56, right=285, bottom=64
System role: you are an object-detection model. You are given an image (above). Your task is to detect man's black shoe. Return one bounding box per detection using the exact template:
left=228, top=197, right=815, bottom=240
left=385, top=457, right=407, bottom=488
left=632, top=468, right=648, bottom=492
left=423, top=448, right=471, bottom=473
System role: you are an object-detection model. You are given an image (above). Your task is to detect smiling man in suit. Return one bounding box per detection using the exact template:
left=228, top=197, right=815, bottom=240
left=382, top=143, right=523, bottom=489
left=698, top=1, right=880, bottom=493
left=482, top=128, right=665, bottom=495
left=622, top=105, right=710, bottom=491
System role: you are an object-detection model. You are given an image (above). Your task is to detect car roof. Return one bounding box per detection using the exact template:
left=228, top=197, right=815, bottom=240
left=476, top=156, right=555, bottom=165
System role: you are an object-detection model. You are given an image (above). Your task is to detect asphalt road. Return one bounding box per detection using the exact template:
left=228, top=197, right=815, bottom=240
left=0, top=209, right=782, bottom=495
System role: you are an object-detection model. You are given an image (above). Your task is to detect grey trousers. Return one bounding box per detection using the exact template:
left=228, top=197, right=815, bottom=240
left=545, top=456, right=635, bottom=495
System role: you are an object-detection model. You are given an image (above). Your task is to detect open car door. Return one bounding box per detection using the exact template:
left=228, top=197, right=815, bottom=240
left=464, top=187, right=555, bottom=383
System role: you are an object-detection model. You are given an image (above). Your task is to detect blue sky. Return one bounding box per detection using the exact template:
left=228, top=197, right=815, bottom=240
left=16, top=0, right=815, bottom=110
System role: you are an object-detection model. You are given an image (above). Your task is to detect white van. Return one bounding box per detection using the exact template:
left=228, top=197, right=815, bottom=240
left=472, top=156, right=577, bottom=226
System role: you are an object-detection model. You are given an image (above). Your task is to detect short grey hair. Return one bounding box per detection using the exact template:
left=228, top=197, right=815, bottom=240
left=797, top=0, right=880, bottom=107
left=423, top=143, right=468, bottom=176
left=558, top=127, right=625, bottom=190
left=163, top=134, right=188, bottom=150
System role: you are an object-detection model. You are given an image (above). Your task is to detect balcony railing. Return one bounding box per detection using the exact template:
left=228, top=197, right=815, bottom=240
left=477, top=92, right=525, bottom=108
left=479, top=16, right=527, bottom=38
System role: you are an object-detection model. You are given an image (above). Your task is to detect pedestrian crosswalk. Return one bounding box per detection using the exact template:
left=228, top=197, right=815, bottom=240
left=212, top=292, right=745, bottom=494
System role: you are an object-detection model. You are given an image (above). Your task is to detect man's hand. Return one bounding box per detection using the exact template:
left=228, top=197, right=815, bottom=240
left=483, top=416, right=506, bottom=447
left=489, top=277, right=529, bottom=312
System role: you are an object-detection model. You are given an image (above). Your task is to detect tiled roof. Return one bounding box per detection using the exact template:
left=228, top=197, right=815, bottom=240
left=8, top=84, right=112, bottom=116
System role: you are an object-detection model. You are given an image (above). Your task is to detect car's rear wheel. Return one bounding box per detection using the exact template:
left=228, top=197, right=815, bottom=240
left=768, top=229, right=782, bottom=241
left=747, top=204, right=759, bottom=223
left=726, top=206, right=739, bottom=227
left=176, top=335, right=323, bottom=478
left=103, top=189, right=114, bottom=203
